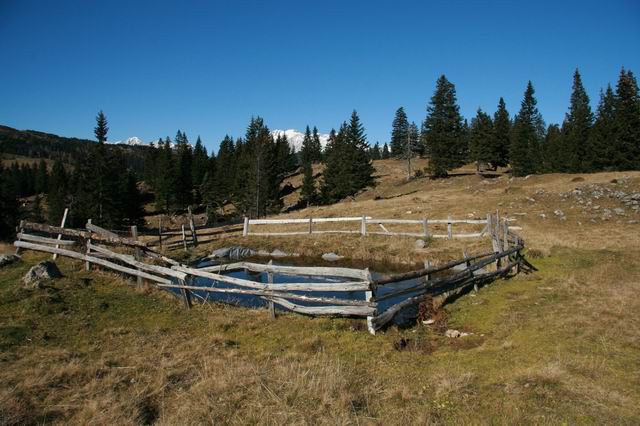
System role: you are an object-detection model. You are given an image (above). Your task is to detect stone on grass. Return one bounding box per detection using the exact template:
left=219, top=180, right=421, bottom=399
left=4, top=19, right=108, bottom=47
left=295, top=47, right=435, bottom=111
left=270, top=249, right=288, bottom=258
left=209, top=246, right=256, bottom=260
left=0, top=254, right=20, bottom=268
left=415, top=239, right=426, bottom=249
left=23, top=261, right=62, bottom=289
left=322, top=252, right=344, bottom=262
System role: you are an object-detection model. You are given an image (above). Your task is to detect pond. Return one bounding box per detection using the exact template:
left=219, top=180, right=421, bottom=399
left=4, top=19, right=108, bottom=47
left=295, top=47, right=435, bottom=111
left=163, top=257, right=442, bottom=327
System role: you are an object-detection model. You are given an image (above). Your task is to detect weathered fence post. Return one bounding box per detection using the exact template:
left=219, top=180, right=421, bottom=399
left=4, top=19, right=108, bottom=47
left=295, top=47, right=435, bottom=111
left=464, top=250, right=478, bottom=292
left=188, top=206, right=198, bottom=246
left=181, top=225, right=188, bottom=251
left=364, top=268, right=375, bottom=335
left=422, top=217, right=429, bottom=238
left=447, top=215, right=453, bottom=239
left=179, top=277, right=192, bottom=309
left=243, top=216, right=249, bottom=236
left=483, top=213, right=491, bottom=237
left=361, top=216, right=367, bottom=236
left=503, top=220, right=509, bottom=250
left=308, top=217, right=313, bottom=234
left=15, top=220, right=25, bottom=255
left=52, top=207, right=69, bottom=260
left=424, top=260, right=432, bottom=282
left=158, top=216, right=163, bottom=248
left=131, top=225, right=144, bottom=288
left=85, top=219, right=92, bottom=271
left=267, top=260, right=275, bottom=319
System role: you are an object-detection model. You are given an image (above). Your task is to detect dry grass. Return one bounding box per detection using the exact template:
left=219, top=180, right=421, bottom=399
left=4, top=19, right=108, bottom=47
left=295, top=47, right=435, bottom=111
left=2, top=162, right=640, bottom=424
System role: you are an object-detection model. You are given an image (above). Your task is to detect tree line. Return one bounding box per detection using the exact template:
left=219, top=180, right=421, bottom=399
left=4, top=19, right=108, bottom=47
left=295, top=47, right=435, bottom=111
left=388, top=67, right=639, bottom=177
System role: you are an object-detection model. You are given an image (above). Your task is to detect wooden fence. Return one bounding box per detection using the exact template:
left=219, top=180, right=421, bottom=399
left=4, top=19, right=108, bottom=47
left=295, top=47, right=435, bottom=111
left=243, top=214, right=503, bottom=239
left=13, top=211, right=527, bottom=334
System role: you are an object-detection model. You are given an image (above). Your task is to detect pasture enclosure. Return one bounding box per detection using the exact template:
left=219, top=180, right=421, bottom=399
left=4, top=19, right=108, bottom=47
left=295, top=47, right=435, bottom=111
left=13, top=211, right=527, bottom=334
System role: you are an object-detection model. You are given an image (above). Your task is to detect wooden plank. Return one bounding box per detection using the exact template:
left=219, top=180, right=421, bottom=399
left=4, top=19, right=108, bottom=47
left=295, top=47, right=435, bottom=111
left=156, top=283, right=375, bottom=307
left=131, top=225, right=143, bottom=289
left=88, top=243, right=187, bottom=280
left=267, top=260, right=275, bottom=318
left=364, top=268, right=375, bottom=335
left=181, top=225, right=188, bottom=251
left=447, top=215, right=453, bottom=239
left=85, top=219, right=92, bottom=271
left=22, top=221, right=91, bottom=239
left=188, top=206, right=197, bottom=246
left=17, top=233, right=75, bottom=246
left=86, top=222, right=118, bottom=239
left=267, top=297, right=375, bottom=317
left=423, top=218, right=429, bottom=238
left=14, top=241, right=173, bottom=285
left=366, top=219, right=423, bottom=225
left=361, top=216, right=367, bottom=235
left=243, top=216, right=249, bottom=236
left=172, top=265, right=370, bottom=291
left=52, top=207, right=69, bottom=260
left=232, top=262, right=370, bottom=280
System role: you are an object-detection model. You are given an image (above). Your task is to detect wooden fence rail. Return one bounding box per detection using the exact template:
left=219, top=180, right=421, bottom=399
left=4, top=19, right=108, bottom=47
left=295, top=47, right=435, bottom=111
left=13, top=212, right=526, bottom=335
left=242, top=214, right=501, bottom=239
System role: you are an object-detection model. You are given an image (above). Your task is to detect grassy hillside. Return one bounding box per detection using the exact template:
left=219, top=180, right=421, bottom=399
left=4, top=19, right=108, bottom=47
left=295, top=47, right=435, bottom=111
left=1, top=160, right=640, bottom=424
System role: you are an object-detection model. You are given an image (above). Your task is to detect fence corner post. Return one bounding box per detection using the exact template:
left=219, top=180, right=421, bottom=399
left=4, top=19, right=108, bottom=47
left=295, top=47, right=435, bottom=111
left=361, top=216, right=367, bottom=236
left=309, top=217, right=313, bottom=234
left=422, top=217, right=429, bottom=238
left=364, top=268, right=375, bottom=335
left=85, top=219, right=92, bottom=271
left=131, top=225, right=143, bottom=289
left=243, top=216, right=249, bottom=237
left=188, top=206, right=198, bottom=246
left=447, top=215, right=453, bottom=239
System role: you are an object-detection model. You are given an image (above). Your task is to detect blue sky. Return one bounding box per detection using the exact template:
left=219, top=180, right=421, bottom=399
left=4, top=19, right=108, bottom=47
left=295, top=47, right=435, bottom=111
left=1, top=0, right=639, bottom=152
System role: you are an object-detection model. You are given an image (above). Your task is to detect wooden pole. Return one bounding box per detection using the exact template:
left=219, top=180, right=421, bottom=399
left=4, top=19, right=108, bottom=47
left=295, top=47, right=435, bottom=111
left=503, top=220, right=509, bottom=250
left=308, top=217, right=313, bottom=234
left=179, top=278, right=192, bottom=309
left=158, top=216, right=163, bottom=248
left=365, top=268, right=375, bottom=335
left=447, top=215, right=453, bottom=239
left=243, top=216, right=249, bottom=236
left=15, top=220, right=25, bottom=255
left=267, top=260, right=275, bottom=318
left=422, top=217, right=429, bottom=238
left=52, top=207, right=69, bottom=260
left=131, top=225, right=143, bottom=288
left=181, top=225, right=188, bottom=251
left=361, top=216, right=367, bottom=236
left=188, top=206, right=197, bottom=246
left=85, top=219, right=92, bottom=271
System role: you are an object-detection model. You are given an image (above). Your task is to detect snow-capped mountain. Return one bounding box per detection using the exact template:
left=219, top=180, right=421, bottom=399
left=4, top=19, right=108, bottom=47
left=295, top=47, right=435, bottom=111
left=111, top=136, right=144, bottom=146
left=272, top=129, right=330, bottom=153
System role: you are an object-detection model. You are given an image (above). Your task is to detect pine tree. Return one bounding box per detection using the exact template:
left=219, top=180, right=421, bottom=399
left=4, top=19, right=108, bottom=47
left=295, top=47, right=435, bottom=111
left=311, top=126, right=323, bottom=162
left=369, top=143, right=381, bottom=160
left=561, top=69, right=594, bottom=172
left=346, top=110, right=375, bottom=191
left=191, top=136, right=209, bottom=200
left=300, top=126, right=314, bottom=165
left=390, top=107, right=409, bottom=157
left=587, top=86, right=616, bottom=171
left=543, top=124, right=562, bottom=172
left=510, top=81, right=545, bottom=176
left=469, top=109, right=495, bottom=171
left=320, top=125, right=350, bottom=202
left=423, top=75, right=466, bottom=177
left=174, top=130, right=193, bottom=208
left=47, top=160, right=67, bottom=224
left=154, top=138, right=176, bottom=211
left=612, top=68, right=640, bottom=170
left=382, top=143, right=390, bottom=159
left=274, top=133, right=297, bottom=177
left=94, top=110, right=108, bottom=143
left=215, top=135, right=236, bottom=203
left=0, top=164, right=19, bottom=238
left=118, top=169, right=144, bottom=226
left=35, top=159, right=48, bottom=194
left=493, top=97, right=511, bottom=168
left=300, top=161, right=317, bottom=206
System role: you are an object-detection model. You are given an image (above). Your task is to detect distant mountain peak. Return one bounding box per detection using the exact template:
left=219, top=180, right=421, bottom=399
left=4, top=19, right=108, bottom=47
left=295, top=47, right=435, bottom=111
left=112, top=136, right=144, bottom=146
left=271, top=129, right=329, bottom=152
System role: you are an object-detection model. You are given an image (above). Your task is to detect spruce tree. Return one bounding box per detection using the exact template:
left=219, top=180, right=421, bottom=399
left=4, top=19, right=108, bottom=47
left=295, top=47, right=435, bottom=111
left=390, top=107, right=409, bottom=157
left=0, top=164, right=19, bottom=238
left=382, top=143, right=390, bottom=159
left=510, top=81, right=545, bottom=176
left=35, top=159, right=48, bottom=194
left=300, top=161, right=317, bottom=207
left=154, top=138, right=176, bottom=211
left=561, top=69, right=594, bottom=172
left=587, top=86, right=616, bottom=171
left=369, top=143, right=381, bottom=160
left=423, top=75, right=466, bottom=177
left=493, top=97, right=511, bottom=168
left=612, top=68, right=640, bottom=170
left=95, top=110, right=108, bottom=143
left=346, top=110, right=375, bottom=192
left=174, top=130, right=193, bottom=208
left=311, top=126, right=323, bottom=162
left=300, top=126, right=314, bottom=166
left=47, top=160, right=67, bottom=224
left=191, top=136, right=209, bottom=198
left=215, top=135, right=236, bottom=203
left=320, top=125, right=350, bottom=202
left=543, top=124, right=562, bottom=172
left=469, top=109, right=495, bottom=171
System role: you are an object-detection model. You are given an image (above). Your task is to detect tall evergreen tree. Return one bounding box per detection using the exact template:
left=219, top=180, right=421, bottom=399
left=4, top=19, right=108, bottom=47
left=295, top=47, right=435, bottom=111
left=469, top=109, right=495, bottom=171
left=215, top=135, right=236, bottom=203
left=300, top=161, right=317, bottom=207
left=35, top=159, right=48, bottom=194
left=94, top=110, right=108, bottom=143
left=274, top=133, right=297, bottom=177
left=587, top=86, right=616, bottom=171
left=174, top=130, right=193, bottom=208
left=612, top=68, right=640, bottom=170
left=0, top=164, right=19, bottom=238
left=561, top=69, right=594, bottom=172
left=422, top=75, right=466, bottom=177
left=311, top=126, right=323, bottom=162
left=510, top=81, right=545, bottom=176
left=154, top=138, right=176, bottom=211
left=493, top=97, right=511, bottom=168
left=47, top=160, right=67, bottom=224
left=390, top=107, right=409, bottom=157
left=381, top=143, right=390, bottom=159
left=543, top=124, right=562, bottom=172
left=300, top=126, right=315, bottom=166
left=191, top=136, right=209, bottom=197
left=369, top=142, right=382, bottom=160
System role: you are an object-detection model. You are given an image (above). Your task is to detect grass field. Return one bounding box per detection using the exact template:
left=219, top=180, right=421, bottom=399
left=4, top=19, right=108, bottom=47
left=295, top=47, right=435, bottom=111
left=1, top=160, right=639, bottom=424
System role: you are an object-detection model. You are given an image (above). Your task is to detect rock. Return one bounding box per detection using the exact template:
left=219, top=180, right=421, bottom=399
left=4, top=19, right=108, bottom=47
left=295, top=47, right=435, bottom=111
left=0, top=254, right=20, bottom=268
left=422, top=319, right=435, bottom=325
left=322, top=252, right=344, bottom=262
left=415, top=239, right=426, bottom=249
left=23, top=261, right=62, bottom=289
left=614, top=208, right=625, bottom=216
left=209, top=246, right=256, bottom=260
left=445, top=329, right=461, bottom=338
left=270, top=249, right=288, bottom=258
left=554, top=209, right=565, bottom=218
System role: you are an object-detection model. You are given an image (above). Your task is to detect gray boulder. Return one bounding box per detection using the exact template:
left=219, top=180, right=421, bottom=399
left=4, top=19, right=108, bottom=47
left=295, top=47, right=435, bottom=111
left=415, top=239, right=426, bottom=249
left=23, top=261, right=62, bottom=289
left=0, top=254, right=20, bottom=268
left=322, top=252, right=344, bottom=262
left=209, top=246, right=256, bottom=260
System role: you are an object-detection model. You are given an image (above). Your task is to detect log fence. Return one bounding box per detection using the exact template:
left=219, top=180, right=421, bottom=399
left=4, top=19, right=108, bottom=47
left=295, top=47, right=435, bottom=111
left=12, top=210, right=527, bottom=335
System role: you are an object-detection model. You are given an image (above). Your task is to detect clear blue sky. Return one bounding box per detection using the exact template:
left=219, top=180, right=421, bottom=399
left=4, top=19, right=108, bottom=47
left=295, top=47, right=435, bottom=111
left=1, top=0, right=639, bottom=152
